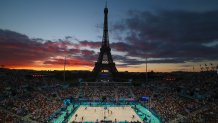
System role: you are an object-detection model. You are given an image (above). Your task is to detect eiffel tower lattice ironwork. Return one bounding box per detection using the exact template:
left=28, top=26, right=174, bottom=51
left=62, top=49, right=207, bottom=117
left=92, top=4, right=118, bottom=75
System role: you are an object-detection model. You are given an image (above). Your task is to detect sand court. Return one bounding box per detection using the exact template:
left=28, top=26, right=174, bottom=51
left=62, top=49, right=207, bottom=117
left=68, top=106, right=143, bottom=122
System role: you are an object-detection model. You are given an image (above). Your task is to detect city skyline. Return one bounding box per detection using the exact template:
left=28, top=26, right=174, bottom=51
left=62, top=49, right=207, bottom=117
left=0, top=0, right=218, bottom=72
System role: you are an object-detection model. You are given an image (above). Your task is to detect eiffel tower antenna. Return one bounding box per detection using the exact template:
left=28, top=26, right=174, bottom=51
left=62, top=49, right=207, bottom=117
left=105, top=0, right=107, bottom=8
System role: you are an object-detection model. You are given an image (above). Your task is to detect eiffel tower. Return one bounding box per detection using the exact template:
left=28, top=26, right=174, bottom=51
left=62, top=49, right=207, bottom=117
left=92, top=3, right=118, bottom=75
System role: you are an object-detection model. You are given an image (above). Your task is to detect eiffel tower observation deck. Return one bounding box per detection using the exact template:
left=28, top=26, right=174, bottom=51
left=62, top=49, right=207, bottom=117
left=92, top=3, right=118, bottom=77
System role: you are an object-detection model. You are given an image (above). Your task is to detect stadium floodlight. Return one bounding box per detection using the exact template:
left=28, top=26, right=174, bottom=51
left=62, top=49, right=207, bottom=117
left=146, top=56, right=148, bottom=83
left=64, top=56, right=66, bottom=82
left=63, top=55, right=71, bottom=82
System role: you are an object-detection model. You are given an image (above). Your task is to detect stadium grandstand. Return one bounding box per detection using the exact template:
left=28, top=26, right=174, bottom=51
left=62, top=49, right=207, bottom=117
left=0, top=68, right=217, bottom=122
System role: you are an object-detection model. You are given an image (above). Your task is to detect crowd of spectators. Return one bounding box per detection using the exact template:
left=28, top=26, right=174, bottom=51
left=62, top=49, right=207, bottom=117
left=132, top=72, right=218, bottom=122
left=0, top=110, right=24, bottom=123
left=0, top=69, right=217, bottom=122
left=81, top=86, right=133, bottom=100
left=187, top=102, right=218, bottom=122
left=117, top=87, right=132, bottom=98
left=0, top=69, right=80, bottom=122
left=82, top=86, right=117, bottom=99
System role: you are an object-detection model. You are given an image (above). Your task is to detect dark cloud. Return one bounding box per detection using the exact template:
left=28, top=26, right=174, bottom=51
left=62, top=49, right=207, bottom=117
left=0, top=29, right=46, bottom=66
left=43, top=58, right=93, bottom=66
left=65, top=36, right=72, bottom=40
left=0, top=29, right=95, bottom=67
left=1, top=9, right=218, bottom=69
left=112, top=10, right=218, bottom=63
left=81, top=49, right=95, bottom=56
left=111, top=42, right=131, bottom=52
left=79, top=40, right=101, bottom=49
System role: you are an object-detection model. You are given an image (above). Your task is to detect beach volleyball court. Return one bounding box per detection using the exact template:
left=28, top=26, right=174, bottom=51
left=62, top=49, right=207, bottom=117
left=68, top=106, right=142, bottom=122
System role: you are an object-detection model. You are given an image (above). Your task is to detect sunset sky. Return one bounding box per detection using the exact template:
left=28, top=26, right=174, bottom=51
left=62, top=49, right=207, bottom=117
left=0, top=0, right=218, bottom=72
